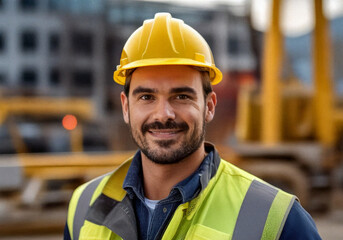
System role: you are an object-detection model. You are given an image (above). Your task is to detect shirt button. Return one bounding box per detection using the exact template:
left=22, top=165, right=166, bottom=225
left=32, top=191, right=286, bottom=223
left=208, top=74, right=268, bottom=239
left=163, top=207, right=167, bottom=213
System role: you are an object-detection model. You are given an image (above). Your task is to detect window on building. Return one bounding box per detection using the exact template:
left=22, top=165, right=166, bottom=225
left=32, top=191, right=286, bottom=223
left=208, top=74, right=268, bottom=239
left=19, top=0, right=37, bottom=11
left=0, top=32, right=4, bottom=52
left=21, top=30, right=38, bottom=52
left=20, top=68, right=38, bottom=86
left=49, top=68, right=60, bottom=86
left=0, top=0, right=4, bottom=10
left=49, top=33, right=60, bottom=53
left=228, top=37, right=240, bottom=56
left=72, top=70, right=93, bottom=87
left=71, top=32, right=93, bottom=56
left=48, top=0, right=60, bottom=11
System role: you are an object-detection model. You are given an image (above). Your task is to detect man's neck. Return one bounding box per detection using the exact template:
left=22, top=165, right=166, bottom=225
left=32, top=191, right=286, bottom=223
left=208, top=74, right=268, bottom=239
left=141, top=145, right=206, bottom=200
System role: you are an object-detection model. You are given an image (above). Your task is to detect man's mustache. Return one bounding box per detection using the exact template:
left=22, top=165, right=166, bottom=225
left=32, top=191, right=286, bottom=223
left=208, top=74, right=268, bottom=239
left=142, top=120, right=189, bottom=134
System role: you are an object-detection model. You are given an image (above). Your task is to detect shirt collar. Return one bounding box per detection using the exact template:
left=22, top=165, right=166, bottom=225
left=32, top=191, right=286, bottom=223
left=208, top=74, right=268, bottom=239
left=123, top=151, right=145, bottom=201
left=123, top=143, right=218, bottom=203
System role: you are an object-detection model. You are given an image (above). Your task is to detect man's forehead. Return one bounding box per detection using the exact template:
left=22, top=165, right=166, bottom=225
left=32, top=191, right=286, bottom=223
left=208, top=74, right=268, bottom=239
left=130, top=66, right=202, bottom=86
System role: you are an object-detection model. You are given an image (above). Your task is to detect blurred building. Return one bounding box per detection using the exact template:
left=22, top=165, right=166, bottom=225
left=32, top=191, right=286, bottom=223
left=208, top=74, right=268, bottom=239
left=0, top=0, right=107, bottom=113
left=0, top=0, right=254, bottom=97
left=0, top=0, right=255, bottom=151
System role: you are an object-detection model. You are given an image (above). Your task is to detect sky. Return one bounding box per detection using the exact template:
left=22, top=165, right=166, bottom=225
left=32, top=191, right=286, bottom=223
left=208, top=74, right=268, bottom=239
left=143, top=0, right=343, bottom=36
left=251, top=0, right=343, bottom=36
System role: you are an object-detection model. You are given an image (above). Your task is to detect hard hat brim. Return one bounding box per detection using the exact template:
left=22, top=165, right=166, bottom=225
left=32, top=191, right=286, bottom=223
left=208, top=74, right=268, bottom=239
left=113, top=58, right=223, bottom=86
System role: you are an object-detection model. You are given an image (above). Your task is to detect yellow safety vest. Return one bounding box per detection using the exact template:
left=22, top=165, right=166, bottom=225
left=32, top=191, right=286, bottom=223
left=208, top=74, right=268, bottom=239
left=67, top=157, right=296, bottom=240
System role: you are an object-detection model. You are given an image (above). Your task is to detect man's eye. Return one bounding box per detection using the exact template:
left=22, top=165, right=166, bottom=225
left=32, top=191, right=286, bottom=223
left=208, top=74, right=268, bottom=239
left=140, top=95, right=154, bottom=100
left=176, top=94, right=190, bottom=100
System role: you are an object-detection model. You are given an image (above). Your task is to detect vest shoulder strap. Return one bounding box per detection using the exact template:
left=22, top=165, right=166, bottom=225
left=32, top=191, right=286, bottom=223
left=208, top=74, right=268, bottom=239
left=72, top=174, right=108, bottom=240
left=70, top=159, right=133, bottom=240
left=232, top=179, right=295, bottom=240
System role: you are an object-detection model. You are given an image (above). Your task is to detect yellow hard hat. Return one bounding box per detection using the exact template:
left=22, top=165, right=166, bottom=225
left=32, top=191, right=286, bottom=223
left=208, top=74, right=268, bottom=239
left=113, top=12, right=223, bottom=85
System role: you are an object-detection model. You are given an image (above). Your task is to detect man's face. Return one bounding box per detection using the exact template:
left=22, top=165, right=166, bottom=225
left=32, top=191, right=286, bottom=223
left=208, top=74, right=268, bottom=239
left=121, top=65, right=216, bottom=164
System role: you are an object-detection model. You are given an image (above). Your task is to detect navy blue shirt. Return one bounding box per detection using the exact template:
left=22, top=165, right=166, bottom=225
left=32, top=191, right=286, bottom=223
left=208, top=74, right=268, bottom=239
left=64, top=148, right=322, bottom=239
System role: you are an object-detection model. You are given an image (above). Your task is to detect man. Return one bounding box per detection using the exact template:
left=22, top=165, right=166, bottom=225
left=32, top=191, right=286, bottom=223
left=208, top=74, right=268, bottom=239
left=64, top=13, right=321, bottom=239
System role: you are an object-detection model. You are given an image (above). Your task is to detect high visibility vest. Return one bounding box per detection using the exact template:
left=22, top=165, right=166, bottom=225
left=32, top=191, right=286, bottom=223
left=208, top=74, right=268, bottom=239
left=67, top=158, right=296, bottom=240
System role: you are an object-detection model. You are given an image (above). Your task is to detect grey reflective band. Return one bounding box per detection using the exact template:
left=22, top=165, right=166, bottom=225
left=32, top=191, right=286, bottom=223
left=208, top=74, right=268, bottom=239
left=232, top=180, right=278, bottom=240
left=73, top=176, right=105, bottom=240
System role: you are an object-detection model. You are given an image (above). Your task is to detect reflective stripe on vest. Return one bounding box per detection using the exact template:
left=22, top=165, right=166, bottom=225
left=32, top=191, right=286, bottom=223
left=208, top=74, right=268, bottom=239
left=73, top=179, right=294, bottom=240
left=73, top=175, right=106, bottom=240
left=232, top=180, right=278, bottom=240
left=71, top=159, right=296, bottom=240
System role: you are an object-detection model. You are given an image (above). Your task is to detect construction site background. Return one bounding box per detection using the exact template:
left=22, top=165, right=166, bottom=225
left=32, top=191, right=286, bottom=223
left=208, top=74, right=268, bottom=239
left=0, top=0, right=342, bottom=239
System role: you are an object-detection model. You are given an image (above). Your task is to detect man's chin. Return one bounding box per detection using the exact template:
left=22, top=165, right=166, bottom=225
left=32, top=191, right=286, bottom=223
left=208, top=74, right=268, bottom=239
left=141, top=142, right=186, bottom=165
left=154, top=139, right=177, bottom=148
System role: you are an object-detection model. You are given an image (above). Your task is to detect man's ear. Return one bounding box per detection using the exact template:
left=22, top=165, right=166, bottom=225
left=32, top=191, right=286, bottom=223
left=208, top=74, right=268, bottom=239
left=121, top=91, right=129, bottom=124
left=205, top=92, right=217, bottom=123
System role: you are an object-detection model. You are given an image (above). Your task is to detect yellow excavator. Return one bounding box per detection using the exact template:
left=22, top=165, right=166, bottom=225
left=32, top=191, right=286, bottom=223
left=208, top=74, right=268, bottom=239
left=234, top=0, right=343, bottom=211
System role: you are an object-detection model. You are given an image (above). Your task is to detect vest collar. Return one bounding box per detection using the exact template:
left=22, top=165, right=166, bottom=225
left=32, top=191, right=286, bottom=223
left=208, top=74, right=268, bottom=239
left=86, top=194, right=138, bottom=240
left=201, top=142, right=221, bottom=191
left=86, top=142, right=221, bottom=239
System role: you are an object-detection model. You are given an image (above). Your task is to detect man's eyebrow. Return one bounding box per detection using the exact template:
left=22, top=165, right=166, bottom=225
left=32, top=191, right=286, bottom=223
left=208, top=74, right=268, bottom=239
left=170, top=87, right=197, bottom=95
left=132, top=87, right=157, bottom=96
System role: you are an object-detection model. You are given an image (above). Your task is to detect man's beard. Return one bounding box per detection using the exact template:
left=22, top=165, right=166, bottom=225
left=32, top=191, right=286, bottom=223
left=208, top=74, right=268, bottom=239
left=128, top=114, right=206, bottom=165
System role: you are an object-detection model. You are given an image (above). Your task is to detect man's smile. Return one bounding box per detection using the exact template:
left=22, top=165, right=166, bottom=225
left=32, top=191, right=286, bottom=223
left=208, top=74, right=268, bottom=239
left=148, top=129, right=184, bottom=139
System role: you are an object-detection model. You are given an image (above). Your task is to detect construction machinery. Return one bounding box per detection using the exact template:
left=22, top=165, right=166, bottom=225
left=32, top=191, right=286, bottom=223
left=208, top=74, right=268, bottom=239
left=0, top=95, right=134, bottom=193
left=0, top=96, right=135, bottom=234
left=0, top=97, right=94, bottom=153
left=234, top=0, right=343, bottom=211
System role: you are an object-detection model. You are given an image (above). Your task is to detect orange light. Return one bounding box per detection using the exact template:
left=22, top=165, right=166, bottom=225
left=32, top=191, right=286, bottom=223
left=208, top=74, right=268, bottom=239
left=62, top=114, right=78, bottom=130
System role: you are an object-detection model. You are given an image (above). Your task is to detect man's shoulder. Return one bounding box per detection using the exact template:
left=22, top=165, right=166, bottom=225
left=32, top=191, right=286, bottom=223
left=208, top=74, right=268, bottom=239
left=217, top=159, right=321, bottom=239
left=280, top=200, right=322, bottom=239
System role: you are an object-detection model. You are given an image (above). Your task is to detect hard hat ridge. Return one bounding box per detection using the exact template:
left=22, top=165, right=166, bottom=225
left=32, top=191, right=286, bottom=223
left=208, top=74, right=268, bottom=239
left=113, top=12, right=222, bottom=85
left=142, top=13, right=184, bottom=57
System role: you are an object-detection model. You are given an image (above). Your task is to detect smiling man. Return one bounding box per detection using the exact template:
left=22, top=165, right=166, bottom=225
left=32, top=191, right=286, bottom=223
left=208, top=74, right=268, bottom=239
left=121, top=65, right=216, bottom=202
left=64, top=13, right=321, bottom=240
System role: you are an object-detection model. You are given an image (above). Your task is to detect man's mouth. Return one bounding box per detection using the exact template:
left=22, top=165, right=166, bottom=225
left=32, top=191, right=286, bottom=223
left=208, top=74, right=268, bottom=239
left=148, top=129, right=183, bottom=139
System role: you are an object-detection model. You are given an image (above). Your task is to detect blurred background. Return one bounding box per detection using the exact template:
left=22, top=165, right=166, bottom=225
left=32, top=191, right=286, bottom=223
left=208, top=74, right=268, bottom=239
left=0, top=0, right=343, bottom=239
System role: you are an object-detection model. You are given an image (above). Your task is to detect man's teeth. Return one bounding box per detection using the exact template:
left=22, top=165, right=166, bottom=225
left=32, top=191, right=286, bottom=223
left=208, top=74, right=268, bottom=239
left=151, top=131, right=176, bottom=134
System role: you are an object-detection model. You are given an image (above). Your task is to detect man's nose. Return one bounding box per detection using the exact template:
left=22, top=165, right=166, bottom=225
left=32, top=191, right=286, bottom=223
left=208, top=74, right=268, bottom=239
left=153, top=99, right=176, bottom=122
